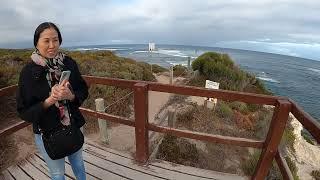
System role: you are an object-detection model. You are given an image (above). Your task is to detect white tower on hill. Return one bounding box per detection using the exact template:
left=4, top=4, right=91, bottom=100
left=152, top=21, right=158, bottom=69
left=148, top=43, right=155, bottom=52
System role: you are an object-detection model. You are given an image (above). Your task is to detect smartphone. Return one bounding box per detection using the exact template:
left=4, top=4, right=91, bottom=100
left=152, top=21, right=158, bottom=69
left=59, top=70, right=71, bottom=85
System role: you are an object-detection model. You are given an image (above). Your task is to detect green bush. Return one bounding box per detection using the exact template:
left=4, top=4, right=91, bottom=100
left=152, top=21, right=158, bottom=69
left=215, top=102, right=233, bottom=119
left=311, top=170, right=320, bottom=180
left=152, top=64, right=167, bottom=73
left=285, top=156, right=299, bottom=180
left=281, top=127, right=296, bottom=153
left=241, top=150, right=282, bottom=179
left=241, top=150, right=260, bottom=176
left=176, top=107, right=195, bottom=124
left=229, top=101, right=250, bottom=114
left=156, top=134, right=199, bottom=166
left=302, top=131, right=315, bottom=145
left=191, top=51, right=270, bottom=94
left=173, top=64, right=188, bottom=77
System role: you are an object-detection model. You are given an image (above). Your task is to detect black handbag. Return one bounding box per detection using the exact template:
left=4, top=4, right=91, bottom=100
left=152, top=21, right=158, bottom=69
left=41, top=104, right=84, bottom=160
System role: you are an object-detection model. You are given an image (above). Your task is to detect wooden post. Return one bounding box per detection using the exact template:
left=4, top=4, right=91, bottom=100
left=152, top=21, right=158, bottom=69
left=252, top=99, right=291, bottom=179
left=134, top=82, right=149, bottom=164
left=168, top=107, right=176, bottom=128
left=187, top=56, right=191, bottom=71
left=204, top=99, right=215, bottom=110
left=170, top=65, right=173, bottom=85
left=95, top=98, right=108, bottom=143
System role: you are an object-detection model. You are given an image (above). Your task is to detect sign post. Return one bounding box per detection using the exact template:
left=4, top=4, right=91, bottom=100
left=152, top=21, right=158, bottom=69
left=205, top=80, right=220, bottom=109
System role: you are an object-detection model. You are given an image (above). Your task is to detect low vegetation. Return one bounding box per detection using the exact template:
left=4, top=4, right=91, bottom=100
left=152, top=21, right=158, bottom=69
left=311, top=170, right=320, bottom=180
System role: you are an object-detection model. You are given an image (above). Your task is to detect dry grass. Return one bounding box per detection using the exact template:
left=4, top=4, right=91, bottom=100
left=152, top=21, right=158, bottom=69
left=0, top=126, right=36, bottom=172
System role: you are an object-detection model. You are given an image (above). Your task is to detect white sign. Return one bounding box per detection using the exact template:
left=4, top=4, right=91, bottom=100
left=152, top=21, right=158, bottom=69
left=205, top=80, right=219, bottom=89
left=205, top=80, right=219, bottom=103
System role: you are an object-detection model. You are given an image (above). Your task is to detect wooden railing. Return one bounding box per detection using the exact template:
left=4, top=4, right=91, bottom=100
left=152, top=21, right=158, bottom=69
left=1, top=75, right=319, bottom=180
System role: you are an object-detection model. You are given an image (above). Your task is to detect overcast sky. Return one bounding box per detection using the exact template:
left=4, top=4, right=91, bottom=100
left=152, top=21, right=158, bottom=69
left=1, top=0, right=320, bottom=60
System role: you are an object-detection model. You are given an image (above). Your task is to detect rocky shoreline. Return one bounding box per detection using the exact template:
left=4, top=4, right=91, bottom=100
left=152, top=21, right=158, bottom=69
left=289, top=116, right=320, bottom=179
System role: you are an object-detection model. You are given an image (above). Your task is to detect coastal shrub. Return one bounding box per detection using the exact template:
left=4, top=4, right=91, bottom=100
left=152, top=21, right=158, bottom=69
left=176, top=107, right=196, bottom=125
left=156, top=134, right=199, bottom=166
left=311, top=170, right=320, bottom=180
left=151, top=64, right=167, bottom=73
left=187, top=74, right=206, bottom=87
left=191, top=51, right=271, bottom=94
left=281, top=127, right=296, bottom=152
left=215, top=101, right=233, bottom=119
left=241, top=150, right=260, bottom=176
left=173, top=64, right=188, bottom=77
left=191, top=53, right=238, bottom=90
left=254, top=108, right=273, bottom=139
left=241, top=150, right=282, bottom=178
left=302, top=131, right=315, bottom=145
left=229, top=101, right=250, bottom=114
left=285, top=156, right=299, bottom=180
left=247, top=103, right=262, bottom=112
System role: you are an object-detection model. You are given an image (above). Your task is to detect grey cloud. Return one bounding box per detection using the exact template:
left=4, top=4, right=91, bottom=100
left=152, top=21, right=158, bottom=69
left=0, top=0, right=319, bottom=60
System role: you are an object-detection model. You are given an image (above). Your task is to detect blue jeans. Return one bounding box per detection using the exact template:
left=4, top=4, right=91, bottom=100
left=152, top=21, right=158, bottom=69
left=34, top=133, right=86, bottom=180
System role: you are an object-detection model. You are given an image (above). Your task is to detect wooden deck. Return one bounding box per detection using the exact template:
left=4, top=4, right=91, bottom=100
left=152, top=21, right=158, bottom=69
left=0, top=140, right=246, bottom=180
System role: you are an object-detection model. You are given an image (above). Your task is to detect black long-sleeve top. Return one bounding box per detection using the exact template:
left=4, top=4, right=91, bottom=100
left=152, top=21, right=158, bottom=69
left=16, top=56, right=88, bottom=134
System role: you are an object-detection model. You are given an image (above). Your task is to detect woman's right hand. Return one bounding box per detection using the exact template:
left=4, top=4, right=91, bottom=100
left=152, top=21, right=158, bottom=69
left=43, top=85, right=59, bottom=108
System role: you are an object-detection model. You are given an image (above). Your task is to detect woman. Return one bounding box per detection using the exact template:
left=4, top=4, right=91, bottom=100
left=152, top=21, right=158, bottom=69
left=16, top=22, right=88, bottom=180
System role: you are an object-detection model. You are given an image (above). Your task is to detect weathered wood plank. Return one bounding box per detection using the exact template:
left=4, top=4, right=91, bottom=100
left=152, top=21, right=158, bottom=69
left=151, top=161, right=247, bottom=180
left=82, top=150, right=164, bottom=180
left=85, top=141, right=133, bottom=159
left=84, top=143, right=246, bottom=180
left=33, top=153, right=75, bottom=180
left=18, top=159, right=50, bottom=180
left=7, top=165, right=32, bottom=180
left=71, top=159, right=126, bottom=180
left=0, top=170, right=14, bottom=180
left=25, top=156, right=50, bottom=178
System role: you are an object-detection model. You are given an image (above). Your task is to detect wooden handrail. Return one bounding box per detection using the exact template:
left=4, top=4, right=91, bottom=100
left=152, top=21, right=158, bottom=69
left=253, top=99, right=291, bottom=179
left=289, top=99, right=320, bottom=144
left=1, top=76, right=320, bottom=180
left=79, top=108, right=135, bottom=127
left=0, top=121, right=30, bottom=137
left=82, top=75, right=139, bottom=88
left=0, top=85, right=17, bottom=97
left=148, top=82, right=280, bottom=105
left=148, top=124, right=264, bottom=148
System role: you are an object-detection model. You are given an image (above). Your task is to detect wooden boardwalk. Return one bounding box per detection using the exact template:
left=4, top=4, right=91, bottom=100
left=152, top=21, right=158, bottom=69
left=0, top=140, right=246, bottom=180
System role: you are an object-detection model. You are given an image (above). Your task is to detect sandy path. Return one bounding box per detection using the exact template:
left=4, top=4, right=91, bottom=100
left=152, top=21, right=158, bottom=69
left=148, top=74, right=173, bottom=123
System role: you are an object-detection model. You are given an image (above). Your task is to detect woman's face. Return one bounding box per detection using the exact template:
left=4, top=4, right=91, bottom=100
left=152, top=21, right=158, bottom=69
left=36, top=28, right=60, bottom=58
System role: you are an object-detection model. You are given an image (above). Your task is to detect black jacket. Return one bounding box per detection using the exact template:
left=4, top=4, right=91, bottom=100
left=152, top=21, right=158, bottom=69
left=16, top=56, right=88, bottom=134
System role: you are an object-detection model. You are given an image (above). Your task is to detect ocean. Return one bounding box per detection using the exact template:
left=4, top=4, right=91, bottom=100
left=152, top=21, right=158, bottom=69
left=68, top=44, right=320, bottom=122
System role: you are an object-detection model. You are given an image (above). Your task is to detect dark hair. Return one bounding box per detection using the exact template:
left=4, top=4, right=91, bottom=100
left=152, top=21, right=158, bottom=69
left=33, top=22, right=62, bottom=47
